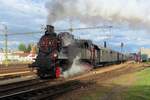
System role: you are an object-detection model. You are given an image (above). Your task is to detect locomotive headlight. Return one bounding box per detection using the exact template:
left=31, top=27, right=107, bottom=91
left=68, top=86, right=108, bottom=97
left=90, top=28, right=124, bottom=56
left=53, top=53, right=57, bottom=57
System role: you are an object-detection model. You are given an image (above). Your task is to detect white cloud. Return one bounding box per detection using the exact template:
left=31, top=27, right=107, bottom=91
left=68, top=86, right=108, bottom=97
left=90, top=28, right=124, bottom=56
left=0, top=0, right=47, bottom=17
left=0, top=0, right=47, bottom=32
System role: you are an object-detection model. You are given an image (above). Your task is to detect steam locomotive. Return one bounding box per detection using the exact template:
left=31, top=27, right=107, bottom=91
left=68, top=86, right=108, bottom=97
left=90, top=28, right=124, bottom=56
left=30, top=25, right=128, bottom=79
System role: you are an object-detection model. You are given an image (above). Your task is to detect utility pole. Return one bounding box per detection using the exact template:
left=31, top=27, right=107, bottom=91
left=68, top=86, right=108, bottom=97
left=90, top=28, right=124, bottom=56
left=102, top=25, right=112, bottom=48
left=4, top=25, right=8, bottom=66
left=69, top=18, right=73, bottom=34
left=121, top=42, right=124, bottom=63
left=121, top=42, right=124, bottom=53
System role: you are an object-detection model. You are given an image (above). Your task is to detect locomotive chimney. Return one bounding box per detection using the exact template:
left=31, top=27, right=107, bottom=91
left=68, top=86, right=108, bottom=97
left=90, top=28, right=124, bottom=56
left=46, top=25, right=55, bottom=33
left=45, top=25, right=57, bottom=36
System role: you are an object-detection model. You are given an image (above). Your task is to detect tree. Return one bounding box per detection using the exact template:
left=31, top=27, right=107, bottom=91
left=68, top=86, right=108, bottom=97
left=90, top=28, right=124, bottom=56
left=18, top=43, right=26, bottom=52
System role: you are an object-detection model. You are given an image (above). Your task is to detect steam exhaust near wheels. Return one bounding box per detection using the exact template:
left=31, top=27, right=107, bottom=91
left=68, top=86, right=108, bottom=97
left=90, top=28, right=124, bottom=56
left=62, top=56, right=92, bottom=78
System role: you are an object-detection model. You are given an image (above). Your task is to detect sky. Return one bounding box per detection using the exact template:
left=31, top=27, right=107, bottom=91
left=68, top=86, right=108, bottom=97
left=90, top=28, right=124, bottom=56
left=0, top=0, right=150, bottom=53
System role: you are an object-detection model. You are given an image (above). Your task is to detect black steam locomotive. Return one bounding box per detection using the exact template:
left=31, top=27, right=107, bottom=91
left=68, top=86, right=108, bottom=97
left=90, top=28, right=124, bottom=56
left=30, top=25, right=128, bottom=79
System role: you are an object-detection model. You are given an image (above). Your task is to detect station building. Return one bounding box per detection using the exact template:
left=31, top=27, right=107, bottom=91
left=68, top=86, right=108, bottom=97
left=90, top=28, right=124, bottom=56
left=139, top=48, right=150, bottom=62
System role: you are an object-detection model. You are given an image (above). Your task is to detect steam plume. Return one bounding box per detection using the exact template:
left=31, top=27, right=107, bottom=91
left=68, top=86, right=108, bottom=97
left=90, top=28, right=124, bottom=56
left=45, top=0, right=150, bottom=29
left=63, top=56, right=92, bottom=78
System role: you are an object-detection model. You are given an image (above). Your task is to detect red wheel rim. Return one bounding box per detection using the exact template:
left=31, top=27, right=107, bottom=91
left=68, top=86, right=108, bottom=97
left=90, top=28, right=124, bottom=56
left=55, top=67, right=61, bottom=78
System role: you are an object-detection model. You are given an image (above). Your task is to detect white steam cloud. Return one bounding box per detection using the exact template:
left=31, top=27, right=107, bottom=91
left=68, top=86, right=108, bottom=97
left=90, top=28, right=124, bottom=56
left=45, top=0, right=150, bottom=29
left=63, top=56, right=92, bottom=78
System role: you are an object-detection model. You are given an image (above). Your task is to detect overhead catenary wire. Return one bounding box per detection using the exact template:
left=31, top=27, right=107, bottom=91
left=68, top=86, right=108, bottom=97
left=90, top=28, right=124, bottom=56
left=0, top=25, right=127, bottom=42
left=0, top=26, right=113, bottom=36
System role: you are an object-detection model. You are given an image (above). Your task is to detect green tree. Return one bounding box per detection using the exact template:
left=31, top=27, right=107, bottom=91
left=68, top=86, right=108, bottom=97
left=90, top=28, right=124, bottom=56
left=18, top=43, right=26, bottom=52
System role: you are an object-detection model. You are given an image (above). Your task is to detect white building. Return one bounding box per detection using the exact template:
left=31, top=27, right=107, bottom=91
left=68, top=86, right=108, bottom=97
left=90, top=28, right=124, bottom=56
left=0, top=52, right=36, bottom=64
left=139, top=48, right=150, bottom=61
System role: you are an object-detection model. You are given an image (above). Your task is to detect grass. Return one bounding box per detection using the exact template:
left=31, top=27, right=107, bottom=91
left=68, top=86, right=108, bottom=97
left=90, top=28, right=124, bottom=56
left=124, top=68, right=150, bottom=100
left=144, top=61, right=150, bottom=64
left=80, top=67, right=150, bottom=100
left=80, top=85, right=112, bottom=100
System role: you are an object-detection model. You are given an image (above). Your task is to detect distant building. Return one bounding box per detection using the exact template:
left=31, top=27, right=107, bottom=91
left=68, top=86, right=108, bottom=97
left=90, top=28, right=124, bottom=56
left=139, top=48, right=150, bottom=62
left=129, top=53, right=141, bottom=62
left=0, top=51, right=37, bottom=64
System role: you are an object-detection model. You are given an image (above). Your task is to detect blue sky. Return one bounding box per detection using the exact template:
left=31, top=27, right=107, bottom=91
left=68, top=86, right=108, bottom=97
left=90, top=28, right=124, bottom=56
left=0, top=0, right=150, bottom=53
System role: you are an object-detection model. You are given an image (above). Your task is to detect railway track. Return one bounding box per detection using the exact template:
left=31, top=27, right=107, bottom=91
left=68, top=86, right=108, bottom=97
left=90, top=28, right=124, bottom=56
left=0, top=78, right=44, bottom=92
left=0, top=64, right=35, bottom=80
left=0, top=79, right=83, bottom=100
left=0, top=64, right=32, bottom=74
left=0, top=62, right=146, bottom=100
left=0, top=78, right=61, bottom=97
left=0, top=63, right=128, bottom=100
